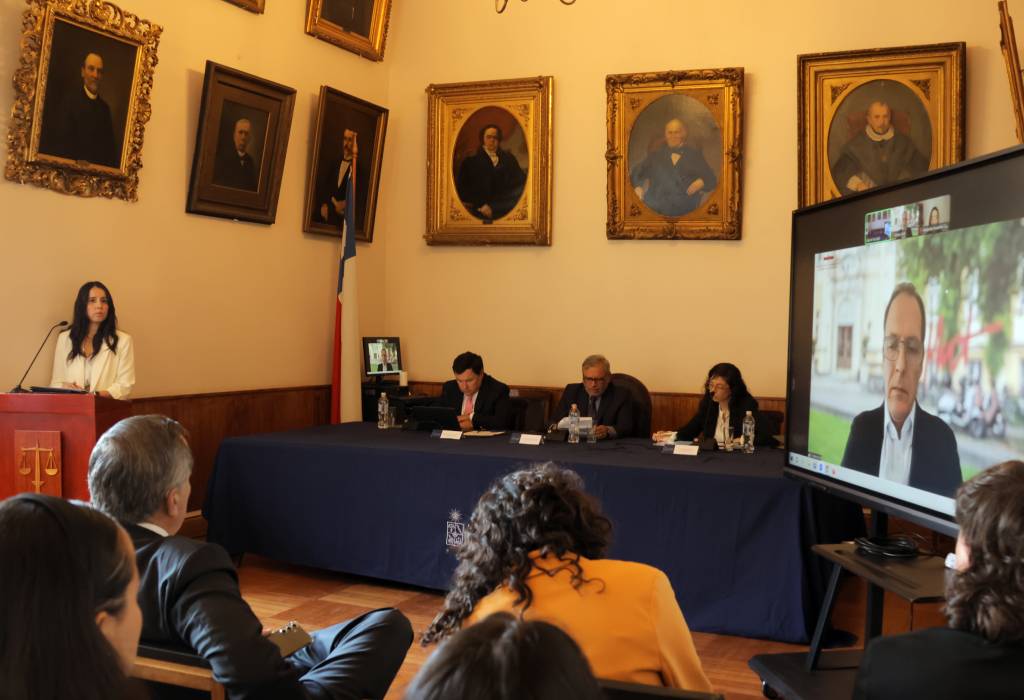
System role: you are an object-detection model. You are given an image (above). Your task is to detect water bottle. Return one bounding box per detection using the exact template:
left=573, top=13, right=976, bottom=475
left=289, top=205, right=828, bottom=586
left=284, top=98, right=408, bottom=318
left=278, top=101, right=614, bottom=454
left=568, top=403, right=580, bottom=444
left=742, top=410, right=755, bottom=453
left=377, top=392, right=389, bottom=429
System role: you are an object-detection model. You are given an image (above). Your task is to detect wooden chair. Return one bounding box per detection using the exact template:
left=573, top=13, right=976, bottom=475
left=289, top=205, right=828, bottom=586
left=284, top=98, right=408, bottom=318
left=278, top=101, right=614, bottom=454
left=132, top=643, right=225, bottom=699
left=600, top=678, right=725, bottom=699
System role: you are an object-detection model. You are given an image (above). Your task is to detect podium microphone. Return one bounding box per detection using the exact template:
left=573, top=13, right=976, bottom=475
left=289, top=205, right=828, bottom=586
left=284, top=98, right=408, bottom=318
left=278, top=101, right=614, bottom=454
left=11, top=320, right=69, bottom=393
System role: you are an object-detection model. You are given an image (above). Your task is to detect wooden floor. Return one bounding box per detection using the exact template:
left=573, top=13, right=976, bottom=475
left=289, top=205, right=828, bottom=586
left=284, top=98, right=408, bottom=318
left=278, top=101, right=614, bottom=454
left=237, top=554, right=947, bottom=699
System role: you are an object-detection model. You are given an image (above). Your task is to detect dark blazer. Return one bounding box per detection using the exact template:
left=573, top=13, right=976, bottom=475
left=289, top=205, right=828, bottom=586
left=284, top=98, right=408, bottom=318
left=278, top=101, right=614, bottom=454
left=214, top=149, right=259, bottom=191
left=438, top=373, right=512, bottom=430
left=675, top=394, right=775, bottom=447
left=127, top=524, right=306, bottom=699
left=315, top=157, right=352, bottom=227
left=455, top=148, right=526, bottom=220
left=841, top=403, right=962, bottom=498
left=554, top=382, right=635, bottom=438
left=630, top=144, right=717, bottom=217
left=853, top=627, right=1024, bottom=699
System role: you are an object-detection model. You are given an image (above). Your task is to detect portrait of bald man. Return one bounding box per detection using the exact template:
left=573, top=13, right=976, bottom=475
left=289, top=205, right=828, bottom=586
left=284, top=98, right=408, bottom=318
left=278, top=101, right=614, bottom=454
left=630, top=117, right=718, bottom=217
left=213, top=115, right=261, bottom=191
left=831, top=99, right=929, bottom=196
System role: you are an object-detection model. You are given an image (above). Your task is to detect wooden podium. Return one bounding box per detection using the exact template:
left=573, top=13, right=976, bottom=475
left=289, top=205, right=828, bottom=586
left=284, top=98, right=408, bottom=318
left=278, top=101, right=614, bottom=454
left=0, top=393, right=132, bottom=501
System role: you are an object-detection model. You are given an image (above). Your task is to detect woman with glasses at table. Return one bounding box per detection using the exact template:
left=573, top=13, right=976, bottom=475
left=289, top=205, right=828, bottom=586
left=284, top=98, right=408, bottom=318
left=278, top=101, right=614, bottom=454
left=657, top=362, right=775, bottom=448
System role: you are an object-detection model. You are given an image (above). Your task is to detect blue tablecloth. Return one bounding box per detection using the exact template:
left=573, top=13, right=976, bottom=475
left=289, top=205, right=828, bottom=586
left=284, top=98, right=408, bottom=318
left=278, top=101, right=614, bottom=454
left=204, top=423, right=810, bottom=643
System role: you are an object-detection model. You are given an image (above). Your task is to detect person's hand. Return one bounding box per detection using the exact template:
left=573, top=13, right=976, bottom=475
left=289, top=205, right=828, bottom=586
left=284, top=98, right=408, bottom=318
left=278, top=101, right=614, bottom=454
left=457, top=414, right=474, bottom=431
left=478, top=204, right=494, bottom=219
left=686, top=178, right=705, bottom=196
left=847, top=174, right=874, bottom=192
left=652, top=430, right=675, bottom=443
left=634, top=185, right=646, bottom=200
left=62, top=382, right=83, bottom=390
left=320, top=203, right=329, bottom=221
left=593, top=425, right=610, bottom=440
left=331, top=196, right=347, bottom=215
left=96, top=390, right=111, bottom=398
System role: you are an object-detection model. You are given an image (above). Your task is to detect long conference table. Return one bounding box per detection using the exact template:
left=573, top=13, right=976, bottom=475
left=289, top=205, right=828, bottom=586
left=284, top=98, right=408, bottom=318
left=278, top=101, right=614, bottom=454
left=204, top=422, right=817, bottom=643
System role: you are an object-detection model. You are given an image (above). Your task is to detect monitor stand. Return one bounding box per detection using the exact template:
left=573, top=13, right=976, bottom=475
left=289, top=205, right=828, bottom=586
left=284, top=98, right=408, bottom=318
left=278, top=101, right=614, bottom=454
left=749, top=512, right=947, bottom=699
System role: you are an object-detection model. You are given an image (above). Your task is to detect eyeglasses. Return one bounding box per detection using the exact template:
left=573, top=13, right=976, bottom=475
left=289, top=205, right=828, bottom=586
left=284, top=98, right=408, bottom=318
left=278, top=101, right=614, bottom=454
left=583, top=374, right=609, bottom=384
left=883, top=335, right=924, bottom=363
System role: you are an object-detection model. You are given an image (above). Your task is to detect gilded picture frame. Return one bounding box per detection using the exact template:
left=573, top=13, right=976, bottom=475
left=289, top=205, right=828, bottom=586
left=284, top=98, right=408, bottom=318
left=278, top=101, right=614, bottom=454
left=797, top=43, right=966, bottom=207
left=999, top=1, right=1024, bottom=144
left=606, top=69, right=744, bottom=240
left=303, top=86, right=389, bottom=242
left=426, top=76, right=553, bottom=246
left=4, top=0, right=162, bottom=201
left=186, top=61, right=296, bottom=225
left=222, top=0, right=265, bottom=13
left=304, top=0, right=392, bottom=62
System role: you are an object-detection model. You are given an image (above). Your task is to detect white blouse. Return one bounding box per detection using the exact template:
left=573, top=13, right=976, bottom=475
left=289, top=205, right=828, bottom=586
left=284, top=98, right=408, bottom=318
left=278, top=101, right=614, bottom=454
left=50, top=330, right=135, bottom=399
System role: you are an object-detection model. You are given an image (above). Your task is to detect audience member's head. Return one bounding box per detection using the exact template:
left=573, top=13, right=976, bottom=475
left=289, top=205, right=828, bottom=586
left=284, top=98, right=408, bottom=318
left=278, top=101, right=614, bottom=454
left=946, top=460, right=1024, bottom=643
left=0, top=493, right=142, bottom=699
left=406, top=612, right=603, bottom=700
left=422, top=463, right=611, bottom=644
left=88, top=414, right=193, bottom=533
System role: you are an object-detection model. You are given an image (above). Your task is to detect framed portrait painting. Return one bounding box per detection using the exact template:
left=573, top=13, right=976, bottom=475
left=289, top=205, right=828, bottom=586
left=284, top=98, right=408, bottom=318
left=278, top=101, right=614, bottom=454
left=303, top=86, right=388, bottom=242
left=4, top=0, right=162, bottom=201
left=186, top=62, right=296, bottom=224
left=798, top=43, right=966, bottom=207
left=606, top=68, right=744, bottom=240
left=305, top=0, right=392, bottom=62
left=999, top=1, right=1024, bottom=144
left=426, top=76, right=553, bottom=246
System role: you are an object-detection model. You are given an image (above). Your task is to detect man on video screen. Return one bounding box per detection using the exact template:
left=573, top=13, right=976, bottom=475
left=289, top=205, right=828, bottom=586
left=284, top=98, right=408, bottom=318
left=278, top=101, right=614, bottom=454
left=842, top=282, right=962, bottom=497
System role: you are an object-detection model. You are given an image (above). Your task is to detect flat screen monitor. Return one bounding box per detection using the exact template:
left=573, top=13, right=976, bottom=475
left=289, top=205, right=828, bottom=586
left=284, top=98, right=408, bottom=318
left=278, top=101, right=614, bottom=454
left=787, top=145, right=1024, bottom=536
left=363, top=337, right=402, bottom=376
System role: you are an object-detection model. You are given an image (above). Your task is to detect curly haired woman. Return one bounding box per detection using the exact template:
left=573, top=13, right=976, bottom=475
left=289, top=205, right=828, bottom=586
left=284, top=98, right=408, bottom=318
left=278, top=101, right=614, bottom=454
left=422, top=463, right=711, bottom=692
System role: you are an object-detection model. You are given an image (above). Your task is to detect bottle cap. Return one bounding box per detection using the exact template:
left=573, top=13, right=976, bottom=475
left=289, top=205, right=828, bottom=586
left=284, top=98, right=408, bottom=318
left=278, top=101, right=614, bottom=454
left=745, top=410, right=752, bottom=415
left=381, top=392, right=387, bottom=398
left=571, top=403, right=578, bottom=410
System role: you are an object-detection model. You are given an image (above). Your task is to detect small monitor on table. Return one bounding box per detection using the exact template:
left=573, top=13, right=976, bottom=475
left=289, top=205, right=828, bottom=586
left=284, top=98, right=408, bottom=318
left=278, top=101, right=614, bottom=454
left=363, top=337, right=402, bottom=377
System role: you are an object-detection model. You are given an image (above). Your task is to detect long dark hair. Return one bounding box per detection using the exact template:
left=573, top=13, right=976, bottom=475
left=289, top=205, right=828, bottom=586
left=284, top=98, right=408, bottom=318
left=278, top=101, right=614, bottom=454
left=0, top=494, right=137, bottom=700
left=421, top=463, right=612, bottom=645
left=702, top=362, right=752, bottom=412
left=407, top=612, right=603, bottom=700
left=945, top=460, right=1024, bottom=643
left=68, top=280, right=119, bottom=362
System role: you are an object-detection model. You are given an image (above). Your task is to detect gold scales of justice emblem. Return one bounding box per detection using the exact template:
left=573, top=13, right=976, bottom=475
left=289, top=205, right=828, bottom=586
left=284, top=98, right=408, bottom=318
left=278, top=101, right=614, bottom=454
left=18, top=441, right=60, bottom=494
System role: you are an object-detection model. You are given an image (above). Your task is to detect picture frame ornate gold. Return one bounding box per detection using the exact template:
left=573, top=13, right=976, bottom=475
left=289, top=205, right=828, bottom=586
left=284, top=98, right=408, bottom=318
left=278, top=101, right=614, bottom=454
left=223, top=0, right=265, bottom=13
left=4, top=0, right=162, bottom=201
left=797, top=43, right=966, bottom=208
left=999, top=1, right=1024, bottom=144
left=606, top=68, right=743, bottom=241
left=304, top=0, right=392, bottom=62
left=425, top=75, right=553, bottom=246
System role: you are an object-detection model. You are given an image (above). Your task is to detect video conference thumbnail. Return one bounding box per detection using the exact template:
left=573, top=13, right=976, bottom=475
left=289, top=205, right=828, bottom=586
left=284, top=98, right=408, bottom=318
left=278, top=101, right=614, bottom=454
left=863, top=194, right=951, bottom=243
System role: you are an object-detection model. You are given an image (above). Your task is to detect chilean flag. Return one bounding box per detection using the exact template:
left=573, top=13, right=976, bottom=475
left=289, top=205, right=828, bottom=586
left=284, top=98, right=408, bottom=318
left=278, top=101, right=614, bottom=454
left=330, top=164, right=360, bottom=423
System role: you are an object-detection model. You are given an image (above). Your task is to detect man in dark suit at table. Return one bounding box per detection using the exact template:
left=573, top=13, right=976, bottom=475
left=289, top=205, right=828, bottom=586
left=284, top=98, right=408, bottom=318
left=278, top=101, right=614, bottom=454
left=553, top=354, right=635, bottom=439
left=87, top=414, right=413, bottom=700
left=437, top=351, right=513, bottom=431
left=842, top=282, right=962, bottom=498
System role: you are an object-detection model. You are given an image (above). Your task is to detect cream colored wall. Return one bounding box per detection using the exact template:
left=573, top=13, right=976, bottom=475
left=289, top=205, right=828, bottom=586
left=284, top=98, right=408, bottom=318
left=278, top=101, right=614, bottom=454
left=0, top=0, right=389, bottom=396
left=378, top=0, right=1017, bottom=395
left=1, top=0, right=1018, bottom=398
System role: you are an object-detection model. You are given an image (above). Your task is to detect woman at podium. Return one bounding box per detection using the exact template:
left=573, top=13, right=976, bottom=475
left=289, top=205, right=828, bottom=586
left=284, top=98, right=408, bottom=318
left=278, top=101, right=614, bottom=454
left=50, top=281, right=135, bottom=399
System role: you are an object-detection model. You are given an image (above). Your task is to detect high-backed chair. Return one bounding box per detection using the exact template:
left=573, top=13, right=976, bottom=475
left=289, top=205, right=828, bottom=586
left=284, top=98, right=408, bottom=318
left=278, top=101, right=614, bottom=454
left=600, top=678, right=724, bottom=699
left=611, top=372, right=652, bottom=437
left=132, top=643, right=225, bottom=699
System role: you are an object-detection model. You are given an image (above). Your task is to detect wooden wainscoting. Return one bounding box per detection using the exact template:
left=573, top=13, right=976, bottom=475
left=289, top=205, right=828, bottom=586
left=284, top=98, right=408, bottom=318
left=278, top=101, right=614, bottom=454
left=131, top=386, right=330, bottom=514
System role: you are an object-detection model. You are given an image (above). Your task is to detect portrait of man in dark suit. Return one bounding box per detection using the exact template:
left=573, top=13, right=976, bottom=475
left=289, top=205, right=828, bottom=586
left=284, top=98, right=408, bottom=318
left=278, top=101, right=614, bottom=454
left=321, top=0, right=373, bottom=37
left=454, top=120, right=527, bottom=222
left=316, top=128, right=358, bottom=228
left=36, top=19, right=137, bottom=170
left=213, top=115, right=261, bottom=191
left=842, top=282, right=962, bottom=497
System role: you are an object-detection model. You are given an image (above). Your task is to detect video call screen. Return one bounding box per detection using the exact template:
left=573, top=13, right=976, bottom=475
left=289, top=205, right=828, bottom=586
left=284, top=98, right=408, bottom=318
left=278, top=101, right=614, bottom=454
left=788, top=146, right=1024, bottom=524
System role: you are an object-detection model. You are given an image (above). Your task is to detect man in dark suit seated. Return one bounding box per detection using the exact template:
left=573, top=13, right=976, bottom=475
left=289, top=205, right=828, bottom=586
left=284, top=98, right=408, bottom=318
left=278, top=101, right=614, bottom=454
left=437, top=351, right=512, bottom=431
left=842, top=282, right=961, bottom=497
left=87, top=415, right=413, bottom=699
left=553, top=354, right=635, bottom=439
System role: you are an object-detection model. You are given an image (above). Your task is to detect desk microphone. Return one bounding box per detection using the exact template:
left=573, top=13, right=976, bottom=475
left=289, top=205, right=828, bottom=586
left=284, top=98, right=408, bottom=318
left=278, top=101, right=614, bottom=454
left=11, top=320, right=69, bottom=393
